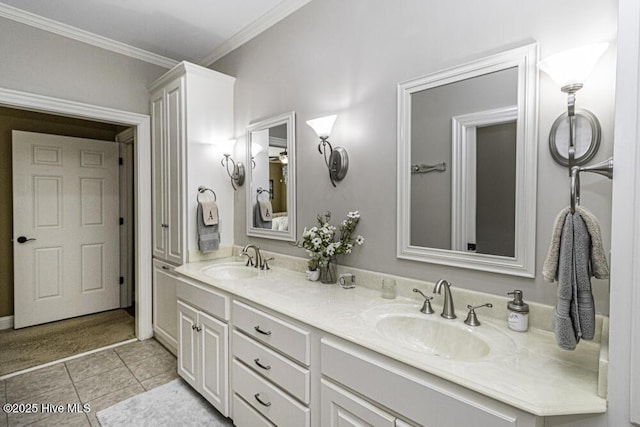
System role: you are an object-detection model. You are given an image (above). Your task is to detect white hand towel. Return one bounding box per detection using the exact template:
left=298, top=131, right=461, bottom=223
left=201, top=200, right=218, bottom=226
left=259, top=200, right=273, bottom=221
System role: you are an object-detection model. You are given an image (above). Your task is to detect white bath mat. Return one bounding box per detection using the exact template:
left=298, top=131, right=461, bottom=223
left=96, top=379, right=232, bottom=426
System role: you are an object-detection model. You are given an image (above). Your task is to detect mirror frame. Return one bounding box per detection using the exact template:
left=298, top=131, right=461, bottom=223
left=396, top=43, right=538, bottom=277
left=246, top=111, right=297, bottom=241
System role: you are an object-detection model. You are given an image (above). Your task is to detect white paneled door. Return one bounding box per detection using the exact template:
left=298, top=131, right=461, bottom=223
left=12, top=131, right=120, bottom=328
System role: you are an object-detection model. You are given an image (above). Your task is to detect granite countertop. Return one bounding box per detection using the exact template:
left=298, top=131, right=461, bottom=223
left=176, top=258, right=607, bottom=417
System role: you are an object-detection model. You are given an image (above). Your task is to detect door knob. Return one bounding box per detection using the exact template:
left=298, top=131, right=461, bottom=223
left=16, top=236, right=36, bottom=244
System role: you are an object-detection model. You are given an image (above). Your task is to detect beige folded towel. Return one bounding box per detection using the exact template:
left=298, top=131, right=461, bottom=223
left=543, top=206, right=609, bottom=282
left=259, top=200, right=273, bottom=221
left=200, top=200, right=218, bottom=226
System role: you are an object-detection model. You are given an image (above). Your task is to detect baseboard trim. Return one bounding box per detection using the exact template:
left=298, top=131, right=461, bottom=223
left=0, top=315, right=14, bottom=330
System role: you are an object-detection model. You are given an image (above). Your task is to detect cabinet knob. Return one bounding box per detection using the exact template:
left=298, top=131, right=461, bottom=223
left=254, top=393, right=272, bottom=407
left=254, top=325, right=272, bottom=336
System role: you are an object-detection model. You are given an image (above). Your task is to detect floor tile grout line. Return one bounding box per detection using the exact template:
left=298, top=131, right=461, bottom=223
left=0, top=338, right=138, bottom=381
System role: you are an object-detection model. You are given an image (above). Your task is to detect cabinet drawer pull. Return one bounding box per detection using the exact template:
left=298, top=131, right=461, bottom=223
left=254, top=393, right=272, bottom=407
left=161, top=265, right=170, bottom=270
left=192, top=324, right=197, bottom=330
left=196, top=326, right=202, bottom=332
left=254, top=325, right=272, bottom=336
left=253, top=358, right=271, bottom=371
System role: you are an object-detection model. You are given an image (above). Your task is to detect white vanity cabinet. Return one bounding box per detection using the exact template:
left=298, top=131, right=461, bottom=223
left=150, top=62, right=234, bottom=362
left=176, top=277, right=230, bottom=417
left=320, top=338, right=540, bottom=427
left=231, top=300, right=312, bottom=427
left=152, top=259, right=178, bottom=354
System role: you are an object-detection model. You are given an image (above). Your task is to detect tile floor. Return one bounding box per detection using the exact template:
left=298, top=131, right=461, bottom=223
left=1, top=339, right=178, bottom=427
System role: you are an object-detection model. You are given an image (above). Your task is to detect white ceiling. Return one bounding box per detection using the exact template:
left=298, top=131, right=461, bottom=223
left=0, top=0, right=310, bottom=67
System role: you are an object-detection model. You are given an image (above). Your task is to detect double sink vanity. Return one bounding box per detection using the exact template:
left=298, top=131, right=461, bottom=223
left=148, top=41, right=611, bottom=426
left=170, top=255, right=607, bottom=427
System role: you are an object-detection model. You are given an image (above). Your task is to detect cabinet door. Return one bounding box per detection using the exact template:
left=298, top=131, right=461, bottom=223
left=164, top=77, right=185, bottom=265
left=199, top=310, right=229, bottom=417
left=151, top=90, right=167, bottom=260
left=177, top=300, right=199, bottom=390
left=152, top=260, right=177, bottom=354
left=321, top=379, right=396, bottom=427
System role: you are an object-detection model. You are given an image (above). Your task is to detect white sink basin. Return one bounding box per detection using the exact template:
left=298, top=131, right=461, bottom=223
left=201, top=263, right=259, bottom=280
left=375, top=314, right=490, bottom=361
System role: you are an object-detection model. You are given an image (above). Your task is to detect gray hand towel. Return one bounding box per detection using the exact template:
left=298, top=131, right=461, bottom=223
left=543, top=206, right=609, bottom=282
left=554, top=212, right=579, bottom=350
left=575, top=206, right=609, bottom=279
left=197, top=202, right=219, bottom=253
left=573, top=213, right=595, bottom=340
left=253, top=202, right=272, bottom=229
left=553, top=212, right=596, bottom=350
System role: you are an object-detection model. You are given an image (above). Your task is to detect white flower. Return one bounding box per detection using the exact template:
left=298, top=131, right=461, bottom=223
left=355, top=235, right=365, bottom=245
left=326, top=244, right=336, bottom=256
left=347, top=211, right=360, bottom=219
left=312, top=237, right=322, bottom=249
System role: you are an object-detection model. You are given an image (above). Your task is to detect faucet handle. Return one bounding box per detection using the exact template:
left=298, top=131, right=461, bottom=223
left=412, top=289, right=435, bottom=314
left=464, top=303, right=493, bottom=326
left=242, top=252, right=254, bottom=267
left=261, top=257, right=274, bottom=270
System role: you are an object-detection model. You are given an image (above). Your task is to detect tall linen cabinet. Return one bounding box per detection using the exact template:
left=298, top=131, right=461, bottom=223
left=149, top=61, right=235, bottom=354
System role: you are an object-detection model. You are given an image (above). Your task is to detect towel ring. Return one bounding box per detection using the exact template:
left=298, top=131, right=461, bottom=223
left=570, top=168, right=580, bottom=213
left=256, top=187, right=270, bottom=202
left=197, top=186, right=216, bottom=203
left=569, top=157, right=614, bottom=213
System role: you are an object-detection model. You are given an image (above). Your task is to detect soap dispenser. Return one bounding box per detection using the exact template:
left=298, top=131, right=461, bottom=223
left=507, top=290, right=529, bottom=332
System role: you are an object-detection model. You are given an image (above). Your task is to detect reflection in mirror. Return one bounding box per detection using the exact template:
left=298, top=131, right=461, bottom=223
left=246, top=112, right=296, bottom=241
left=397, top=44, right=538, bottom=277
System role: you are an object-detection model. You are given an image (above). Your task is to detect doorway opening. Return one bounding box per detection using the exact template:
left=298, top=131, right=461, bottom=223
left=0, top=87, right=153, bottom=377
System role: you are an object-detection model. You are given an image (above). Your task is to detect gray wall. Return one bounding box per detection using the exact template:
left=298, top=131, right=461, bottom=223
left=212, top=0, right=617, bottom=312
left=0, top=17, right=167, bottom=114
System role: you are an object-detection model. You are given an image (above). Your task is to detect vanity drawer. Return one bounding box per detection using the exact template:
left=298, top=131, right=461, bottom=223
left=232, top=393, right=276, bottom=427
left=321, top=338, right=523, bottom=427
left=232, top=359, right=310, bottom=427
left=232, top=301, right=310, bottom=365
left=232, top=330, right=310, bottom=404
left=177, top=277, right=229, bottom=321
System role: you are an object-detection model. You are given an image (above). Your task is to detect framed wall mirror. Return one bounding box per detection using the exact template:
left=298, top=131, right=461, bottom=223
left=246, top=111, right=297, bottom=241
left=397, top=43, right=538, bottom=277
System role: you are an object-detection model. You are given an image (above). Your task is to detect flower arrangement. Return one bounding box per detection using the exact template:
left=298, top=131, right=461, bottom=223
left=297, top=211, right=365, bottom=274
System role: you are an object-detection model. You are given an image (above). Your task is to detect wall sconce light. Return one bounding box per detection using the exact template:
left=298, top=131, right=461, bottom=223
left=539, top=43, right=608, bottom=173
left=306, top=115, right=349, bottom=187
left=219, top=140, right=244, bottom=190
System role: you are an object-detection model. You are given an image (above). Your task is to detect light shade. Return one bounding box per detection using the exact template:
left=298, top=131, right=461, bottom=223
left=306, top=115, right=337, bottom=139
left=539, top=43, right=608, bottom=89
left=219, top=139, right=236, bottom=156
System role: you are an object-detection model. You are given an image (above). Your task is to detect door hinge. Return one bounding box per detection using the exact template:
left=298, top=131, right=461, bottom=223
left=119, top=157, right=123, bottom=165
left=119, top=217, right=124, bottom=225
left=119, top=276, right=124, bottom=285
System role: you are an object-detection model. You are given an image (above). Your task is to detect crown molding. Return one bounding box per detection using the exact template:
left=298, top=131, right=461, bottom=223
left=0, top=3, right=178, bottom=69
left=198, top=0, right=312, bottom=66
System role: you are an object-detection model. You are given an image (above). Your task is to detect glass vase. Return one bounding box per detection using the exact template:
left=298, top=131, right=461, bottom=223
left=319, top=259, right=337, bottom=284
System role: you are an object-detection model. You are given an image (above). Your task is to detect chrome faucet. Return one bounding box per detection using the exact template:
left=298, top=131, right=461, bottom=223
left=242, top=244, right=262, bottom=269
left=433, top=279, right=456, bottom=319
